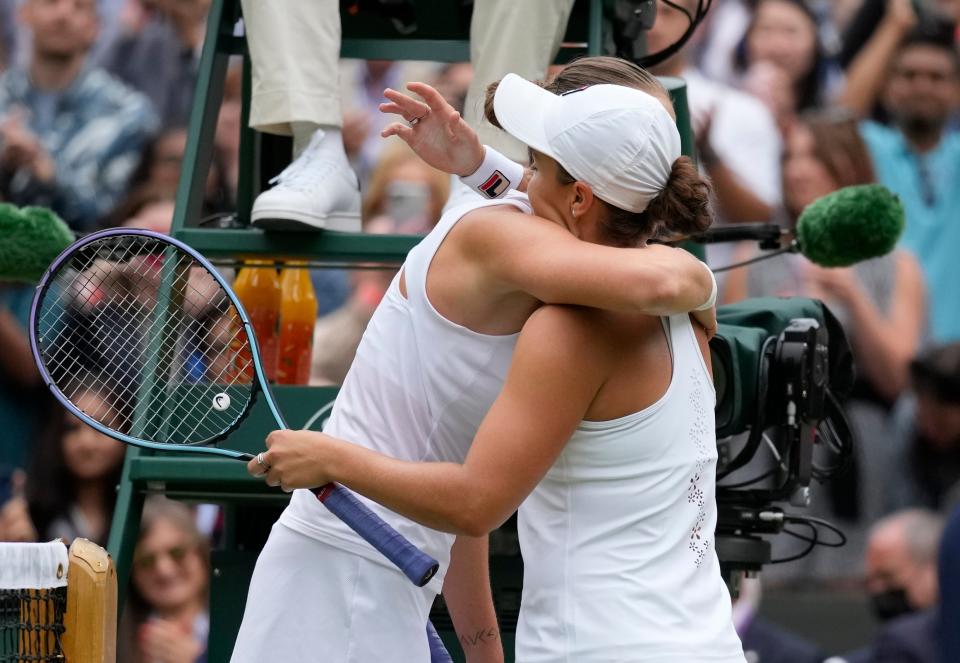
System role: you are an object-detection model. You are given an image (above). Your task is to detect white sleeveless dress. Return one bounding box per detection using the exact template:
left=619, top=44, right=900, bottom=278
left=230, top=192, right=532, bottom=663
left=516, top=314, right=747, bottom=663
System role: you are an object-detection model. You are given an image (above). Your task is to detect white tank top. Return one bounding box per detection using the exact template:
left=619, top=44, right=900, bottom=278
left=516, top=314, right=746, bottom=663
left=279, top=192, right=532, bottom=586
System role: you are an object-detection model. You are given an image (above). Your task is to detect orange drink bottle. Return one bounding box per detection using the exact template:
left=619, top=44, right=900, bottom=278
left=276, top=265, right=318, bottom=385
left=233, top=261, right=281, bottom=382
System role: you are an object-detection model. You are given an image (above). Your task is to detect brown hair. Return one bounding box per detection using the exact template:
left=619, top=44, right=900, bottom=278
left=802, top=110, right=876, bottom=188
left=483, top=56, right=712, bottom=246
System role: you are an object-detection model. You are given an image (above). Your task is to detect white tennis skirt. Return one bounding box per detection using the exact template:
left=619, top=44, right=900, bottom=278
left=229, top=522, right=438, bottom=662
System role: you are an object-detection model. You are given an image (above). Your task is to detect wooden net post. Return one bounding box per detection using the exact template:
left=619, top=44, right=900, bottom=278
left=62, top=539, right=117, bottom=663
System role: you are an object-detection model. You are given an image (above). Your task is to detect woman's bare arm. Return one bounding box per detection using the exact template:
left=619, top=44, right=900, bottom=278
left=253, top=306, right=605, bottom=536
left=460, top=208, right=716, bottom=322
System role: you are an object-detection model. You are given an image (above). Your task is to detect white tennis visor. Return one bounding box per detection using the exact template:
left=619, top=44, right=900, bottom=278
left=493, top=73, right=682, bottom=214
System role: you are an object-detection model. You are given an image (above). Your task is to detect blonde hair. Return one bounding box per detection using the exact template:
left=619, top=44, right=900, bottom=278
left=362, top=140, right=450, bottom=225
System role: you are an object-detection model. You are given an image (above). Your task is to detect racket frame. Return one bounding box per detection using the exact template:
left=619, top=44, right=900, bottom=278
left=29, top=228, right=280, bottom=461
left=30, top=228, right=441, bottom=589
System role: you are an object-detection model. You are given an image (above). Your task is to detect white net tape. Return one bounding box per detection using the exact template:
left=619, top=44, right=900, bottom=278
left=0, top=542, right=69, bottom=591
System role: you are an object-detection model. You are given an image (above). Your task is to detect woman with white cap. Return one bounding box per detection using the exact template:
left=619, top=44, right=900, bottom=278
left=254, top=58, right=745, bottom=662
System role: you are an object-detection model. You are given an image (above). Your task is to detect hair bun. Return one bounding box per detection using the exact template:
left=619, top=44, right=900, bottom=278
left=646, top=157, right=713, bottom=239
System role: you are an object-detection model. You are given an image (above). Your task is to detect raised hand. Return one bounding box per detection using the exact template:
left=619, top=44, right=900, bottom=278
left=380, top=82, right=485, bottom=177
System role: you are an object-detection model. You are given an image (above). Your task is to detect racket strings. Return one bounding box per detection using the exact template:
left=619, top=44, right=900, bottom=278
left=36, top=234, right=257, bottom=446
left=68, top=239, right=250, bottom=442
left=46, top=248, right=198, bottom=432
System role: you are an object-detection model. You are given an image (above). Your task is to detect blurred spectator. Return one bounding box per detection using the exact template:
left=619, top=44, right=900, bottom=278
left=0, top=0, right=158, bottom=231
left=733, top=577, right=828, bottom=663
left=361, top=139, right=451, bottom=230
left=101, top=183, right=176, bottom=232
left=98, top=0, right=209, bottom=127
left=648, top=0, right=781, bottom=278
left=840, top=0, right=921, bottom=118
left=89, top=0, right=155, bottom=64
left=0, top=386, right=126, bottom=545
left=0, top=284, right=45, bottom=485
left=865, top=509, right=942, bottom=620
left=939, top=503, right=960, bottom=662
left=126, top=126, right=233, bottom=218
left=697, top=0, right=755, bottom=85
left=120, top=496, right=210, bottom=663
left=726, top=113, right=925, bottom=401
left=338, top=59, right=443, bottom=187
left=339, top=60, right=406, bottom=185
left=724, top=112, right=926, bottom=582
left=855, top=509, right=944, bottom=663
left=858, top=31, right=960, bottom=342
left=431, top=62, right=473, bottom=114
left=311, top=141, right=448, bottom=385
left=886, top=344, right=960, bottom=512
left=737, top=0, right=837, bottom=132
left=841, top=0, right=958, bottom=75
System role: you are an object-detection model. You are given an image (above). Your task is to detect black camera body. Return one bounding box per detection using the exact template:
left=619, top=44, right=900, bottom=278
left=710, top=300, right=854, bottom=587
left=769, top=318, right=830, bottom=428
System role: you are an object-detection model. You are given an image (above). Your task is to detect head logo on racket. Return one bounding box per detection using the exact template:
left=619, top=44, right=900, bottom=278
left=212, top=393, right=231, bottom=411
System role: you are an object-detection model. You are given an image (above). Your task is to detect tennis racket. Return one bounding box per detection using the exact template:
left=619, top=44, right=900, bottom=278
left=28, top=228, right=439, bottom=588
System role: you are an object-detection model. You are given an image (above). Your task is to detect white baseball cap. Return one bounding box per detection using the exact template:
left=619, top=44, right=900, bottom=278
left=493, top=73, right=682, bottom=214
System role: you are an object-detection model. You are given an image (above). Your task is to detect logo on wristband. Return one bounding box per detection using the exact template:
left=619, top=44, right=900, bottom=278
left=479, top=171, right=510, bottom=198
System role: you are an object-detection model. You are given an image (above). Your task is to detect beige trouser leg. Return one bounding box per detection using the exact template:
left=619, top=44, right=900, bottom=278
left=240, top=0, right=342, bottom=135
left=463, top=0, right=576, bottom=162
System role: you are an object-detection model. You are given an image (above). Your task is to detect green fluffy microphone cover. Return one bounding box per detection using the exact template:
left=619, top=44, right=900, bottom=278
left=0, top=203, right=75, bottom=283
left=796, top=184, right=905, bottom=267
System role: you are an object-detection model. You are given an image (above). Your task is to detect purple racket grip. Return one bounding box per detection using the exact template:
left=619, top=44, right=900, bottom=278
left=315, top=483, right=439, bottom=587
left=427, top=621, right=453, bottom=663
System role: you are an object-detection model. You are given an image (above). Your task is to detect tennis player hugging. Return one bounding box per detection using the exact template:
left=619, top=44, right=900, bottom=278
left=236, top=56, right=747, bottom=663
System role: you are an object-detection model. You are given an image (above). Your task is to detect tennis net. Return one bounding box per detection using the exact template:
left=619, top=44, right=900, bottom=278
left=0, top=541, right=69, bottom=662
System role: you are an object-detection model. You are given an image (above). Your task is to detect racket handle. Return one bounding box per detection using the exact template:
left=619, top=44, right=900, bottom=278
left=427, top=621, right=453, bottom=663
left=314, top=483, right=440, bottom=587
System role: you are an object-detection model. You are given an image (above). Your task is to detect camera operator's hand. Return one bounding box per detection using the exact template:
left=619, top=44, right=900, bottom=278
left=0, top=111, right=55, bottom=184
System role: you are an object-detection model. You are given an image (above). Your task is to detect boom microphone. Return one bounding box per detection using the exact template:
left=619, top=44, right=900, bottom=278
left=700, top=184, right=905, bottom=272
left=795, top=184, right=904, bottom=267
left=0, top=204, right=75, bottom=283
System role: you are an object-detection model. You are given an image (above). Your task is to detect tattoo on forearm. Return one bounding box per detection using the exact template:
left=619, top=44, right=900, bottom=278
left=459, top=627, right=499, bottom=648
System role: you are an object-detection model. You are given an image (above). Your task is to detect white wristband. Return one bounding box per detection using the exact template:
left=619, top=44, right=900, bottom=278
left=460, top=146, right=525, bottom=199
left=695, top=264, right=718, bottom=311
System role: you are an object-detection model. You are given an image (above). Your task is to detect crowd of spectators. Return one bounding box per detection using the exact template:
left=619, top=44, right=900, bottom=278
left=1, top=0, right=960, bottom=661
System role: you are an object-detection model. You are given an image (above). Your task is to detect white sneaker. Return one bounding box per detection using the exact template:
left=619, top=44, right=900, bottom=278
left=251, top=130, right=362, bottom=232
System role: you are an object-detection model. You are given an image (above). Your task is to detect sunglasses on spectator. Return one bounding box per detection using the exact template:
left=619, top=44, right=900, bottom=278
left=134, top=544, right=194, bottom=571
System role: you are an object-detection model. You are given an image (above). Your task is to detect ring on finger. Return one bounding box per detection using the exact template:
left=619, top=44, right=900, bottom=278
left=409, top=111, right=428, bottom=126
left=257, top=452, right=270, bottom=470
